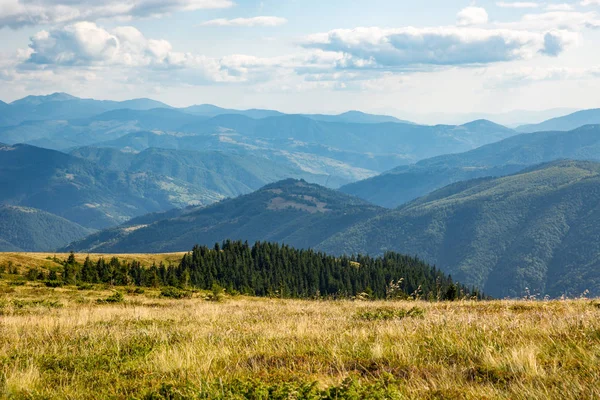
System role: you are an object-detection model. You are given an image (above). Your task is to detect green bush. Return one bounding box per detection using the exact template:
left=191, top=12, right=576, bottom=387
left=45, top=280, right=63, bottom=288
left=160, top=287, right=191, bottom=299
left=97, top=291, right=124, bottom=304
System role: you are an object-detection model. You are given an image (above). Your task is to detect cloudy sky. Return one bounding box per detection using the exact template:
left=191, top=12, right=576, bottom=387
left=1, top=0, right=600, bottom=118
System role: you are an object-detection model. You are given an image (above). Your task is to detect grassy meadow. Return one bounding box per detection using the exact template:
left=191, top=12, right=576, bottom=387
left=1, top=277, right=600, bottom=399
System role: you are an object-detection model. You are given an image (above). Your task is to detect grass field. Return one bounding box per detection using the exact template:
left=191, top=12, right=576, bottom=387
left=0, top=252, right=186, bottom=273
left=1, top=280, right=599, bottom=399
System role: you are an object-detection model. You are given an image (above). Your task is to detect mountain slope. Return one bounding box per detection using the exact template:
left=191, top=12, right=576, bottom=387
left=0, top=143, right=225, bottom=229
left=322, top=161, right=600, bottom=298
left=518, top=109, right=600, bottom=133
left=342, top=125, right=600, bottom=208
left=0, top=206, right=92, bottom=252
left=70, top=146, right=337, bottom=197
left=63, top=179, right=385, bottom=253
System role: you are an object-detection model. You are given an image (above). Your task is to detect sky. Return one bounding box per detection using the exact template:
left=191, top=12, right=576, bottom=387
left=1, top=0, right=600, bottom=120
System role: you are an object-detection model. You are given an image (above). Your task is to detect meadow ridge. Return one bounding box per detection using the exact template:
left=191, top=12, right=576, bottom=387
left=1, top=279, right=599, bottom=399
left=0, top=252, right=187, bottom=273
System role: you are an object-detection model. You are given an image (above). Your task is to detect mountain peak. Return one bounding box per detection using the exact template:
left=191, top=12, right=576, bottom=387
left=11, top=92, right=78, bottom=106
left=461, top=119, right=510, bottom=131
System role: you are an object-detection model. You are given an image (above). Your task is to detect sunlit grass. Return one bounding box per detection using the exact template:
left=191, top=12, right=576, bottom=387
left=1, top=282, right=599, bottom=399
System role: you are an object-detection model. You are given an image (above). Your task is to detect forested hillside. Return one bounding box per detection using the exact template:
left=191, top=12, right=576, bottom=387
left=0, top=206, right=91, bottom=251
left=322, top=161, right=600, bottom=298
left=63, top=179, right=385, bottom=253
left=0, top=143, right=223, bottom=229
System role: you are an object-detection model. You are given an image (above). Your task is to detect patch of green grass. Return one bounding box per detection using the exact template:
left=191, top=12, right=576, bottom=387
left=356, top=306, right=425, bottom=321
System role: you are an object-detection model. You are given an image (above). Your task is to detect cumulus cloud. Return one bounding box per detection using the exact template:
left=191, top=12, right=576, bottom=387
left=496, top=2, right=540, bottom=8
left=302, top=26, right=576, bottom=68
left=581, top=0, right=600, bottom=5
left=199, top=16, right=287, bottom=27
left=20, top=22, right=302, bottom=85
left=546, top=4, right=575, bottom=11
left=0, top=0, right=233, bottom=29
left=457, top=7, right=489, bottom=26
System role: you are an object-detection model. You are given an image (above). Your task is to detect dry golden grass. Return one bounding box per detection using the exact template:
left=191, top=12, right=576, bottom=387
left=1, top=281, right=600, bottom=399
left=0, top=252, right=186, bottom=273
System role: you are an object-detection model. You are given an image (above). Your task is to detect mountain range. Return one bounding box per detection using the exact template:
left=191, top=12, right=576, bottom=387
left=342, top=125, right=600, bottom=208
left=517, top=109, right=600, bottom=133
left=323, top=160, right=600, bottom=298
left=0, top=93, right=519, bottom=177
left=0, top=143, right=326, bottom=233
left=4, top=93, right=600, bottom=298
left=64, top=161, right=600, bottom=298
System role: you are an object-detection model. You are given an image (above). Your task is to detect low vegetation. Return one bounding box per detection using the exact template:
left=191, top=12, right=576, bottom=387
left=1, top=281, right=599, bottom=399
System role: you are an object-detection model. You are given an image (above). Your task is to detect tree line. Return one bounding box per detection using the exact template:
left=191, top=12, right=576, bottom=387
left=37, top=241, right=483, bottom=300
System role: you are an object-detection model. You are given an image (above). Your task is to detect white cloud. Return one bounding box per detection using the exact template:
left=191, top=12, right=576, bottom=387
left=546, top=4, right=575, bottom=11
left=18, top=22, right=316, bottom=87
left=491, top=66, right=600, bottom=86
left=496, top=2, right=540, bottom=8
left=581, top=0, right=600, bottom=6
left=497, top=11, right=600, bottom=30
left=199, top=16, right=288, bottom=27
left=0, top=0, right=233, bottom=29
left=457, top=7, right=489, bottom=26
left=302, top=26, right=576, bottom=68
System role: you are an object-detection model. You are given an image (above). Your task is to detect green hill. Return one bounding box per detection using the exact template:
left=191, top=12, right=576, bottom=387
left=342, top=125, right=600, bottom=208
left=63, top=179, right=385, bottom=253
left=321, top=160, right=600, bottom=298
left=0, top=205, right=91, bottom=251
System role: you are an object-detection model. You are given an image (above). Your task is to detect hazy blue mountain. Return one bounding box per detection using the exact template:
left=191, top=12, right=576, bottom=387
left=70, top=146, right=340, bottom=196
left=321, top=160, right=600, bottom=298
left=0, top=205, right=92, bottom=252
left=0, top=108, right=206, bottom=150
left=518, top=109, right=600, bottom=133
left=0, top=93, right=172, bottom=127
left=0, top=143, right=225, bottom=230
left=342, top=125, right=600, bottom=208
left=182, top=105, right=409, bottom=124
left=63, top=179, right=385, bottom=253
left=92, top=131, right=378, bottom=187
left=303, top=111, right=412, bottom=124
left=183, top=104, right=285, bottom=119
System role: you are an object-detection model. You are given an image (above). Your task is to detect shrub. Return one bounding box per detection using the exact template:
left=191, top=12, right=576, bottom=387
left=97, top=291, right=124, bottom=304
left=160, top=287, right=192, bottom=299
left=45, top=280, right=63, bottom=288
left=206, top=284, right=225, bottom=302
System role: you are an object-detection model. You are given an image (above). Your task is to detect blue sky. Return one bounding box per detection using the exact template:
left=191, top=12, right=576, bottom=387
left=1, top=0, right=600, bottom=121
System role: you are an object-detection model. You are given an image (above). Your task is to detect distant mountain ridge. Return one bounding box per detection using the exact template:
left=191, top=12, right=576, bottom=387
left=517, top=109, right=600, bottom=133
left=342, top=125, right=600, bottom=208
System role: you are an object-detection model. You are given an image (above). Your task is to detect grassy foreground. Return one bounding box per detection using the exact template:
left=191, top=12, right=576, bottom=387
left=1, top=282, right=599, bottom=399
